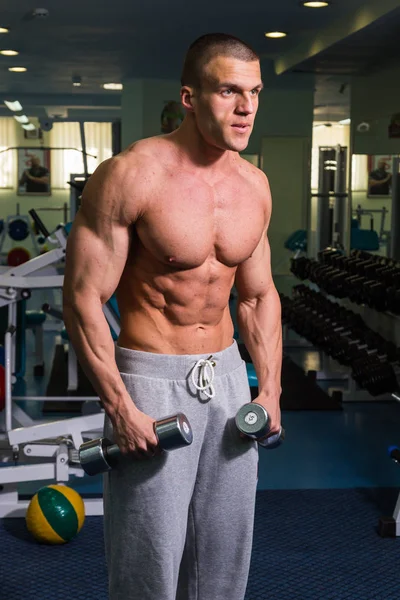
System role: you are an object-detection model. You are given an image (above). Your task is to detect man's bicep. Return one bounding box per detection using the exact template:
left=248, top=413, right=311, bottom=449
left=64, top=213, right=130, bottom=305
left=234, top=233, right=273, bottom=302
left=63, top=159, right=132, bottom=305
left=235, top=172, right=274, bottom=301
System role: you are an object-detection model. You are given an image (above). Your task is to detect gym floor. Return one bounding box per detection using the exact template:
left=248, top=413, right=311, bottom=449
left=2, top=314, right=400, bottom=599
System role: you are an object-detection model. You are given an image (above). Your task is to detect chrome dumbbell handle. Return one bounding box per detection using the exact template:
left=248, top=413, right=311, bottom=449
left=79, top=413, right=193, bottom=476
left=235, top=402, right=285, bottom=449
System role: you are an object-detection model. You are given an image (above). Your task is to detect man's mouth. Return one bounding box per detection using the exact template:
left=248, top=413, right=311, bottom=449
left=232, top=124, right=250, bottom=131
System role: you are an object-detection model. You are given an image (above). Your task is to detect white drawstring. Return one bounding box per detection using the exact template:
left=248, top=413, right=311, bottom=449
left=191, top=356, right=216, bottom=399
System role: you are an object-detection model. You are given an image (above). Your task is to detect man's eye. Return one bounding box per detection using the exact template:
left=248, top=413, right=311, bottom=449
left=222, top=89, right=233, bottom=96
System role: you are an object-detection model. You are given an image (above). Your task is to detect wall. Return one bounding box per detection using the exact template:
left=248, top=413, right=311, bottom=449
left=351, top=64, right=400, bottom=156
left=263, top=136, right=311, bottom=275
left=121, top=81, right=144, bottom=150
left=249, top=86, right=314, bottom=156
left=142, top=80, right=182, bottom=140
left=256, top=67, right=314, bottom=275
left=121, top=79, right=182, bottom=149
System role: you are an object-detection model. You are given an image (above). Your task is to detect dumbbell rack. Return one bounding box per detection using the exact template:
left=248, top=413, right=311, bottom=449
left=288, top=248, right=400, bottom=535
left=282, top=295, right=396, bottom=402
left=285, top=250, right=400, bottom=402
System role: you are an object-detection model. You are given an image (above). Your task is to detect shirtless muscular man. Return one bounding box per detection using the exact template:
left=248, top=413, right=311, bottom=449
left=63, top=33, right=282, bottom=600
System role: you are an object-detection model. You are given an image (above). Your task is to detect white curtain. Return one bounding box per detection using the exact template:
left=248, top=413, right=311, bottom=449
left=0, top=117, right=17, bottom=188
left=49, top=121, right=113, bottom=188
left=84, top=122, right=113, bottom=173
left=351, top=155, right=368, bottom=191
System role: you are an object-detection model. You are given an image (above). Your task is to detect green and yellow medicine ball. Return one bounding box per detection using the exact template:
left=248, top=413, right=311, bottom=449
left=26, top=484, right=85, bottom=544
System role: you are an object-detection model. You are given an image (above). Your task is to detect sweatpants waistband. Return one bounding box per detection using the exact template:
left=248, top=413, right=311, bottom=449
left=115, top=340, right=243, bottom=379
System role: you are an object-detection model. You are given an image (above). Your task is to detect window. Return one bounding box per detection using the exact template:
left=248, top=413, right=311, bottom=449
left=351, top=155, right=368, bottom=191
left=49, top=122, right=113, bottom=188
left=0, top=117, right=17, bottom=188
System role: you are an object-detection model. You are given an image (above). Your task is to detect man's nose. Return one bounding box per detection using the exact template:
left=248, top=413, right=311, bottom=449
left=235, top=94, right=255, bottom=115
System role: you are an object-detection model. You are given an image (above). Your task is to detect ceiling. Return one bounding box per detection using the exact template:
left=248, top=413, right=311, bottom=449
left=0, top=0, right=396, bottom=120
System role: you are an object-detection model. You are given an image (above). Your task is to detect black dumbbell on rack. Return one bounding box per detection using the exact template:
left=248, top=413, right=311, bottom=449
left=281, top=286, right=400, bottom=396
left=291, top=249, right=400, bottom=315
left=351, top=356, right=399, bottom=396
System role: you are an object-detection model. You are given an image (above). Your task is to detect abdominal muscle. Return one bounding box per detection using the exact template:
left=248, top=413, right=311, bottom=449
left=116, top=253, right=237, bottom=355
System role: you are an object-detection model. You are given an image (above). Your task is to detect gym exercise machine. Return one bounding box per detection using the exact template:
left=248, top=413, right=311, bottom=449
left=69, top=173, right=90, bottom=221
left=311, top=145, right=390, bottom=256
left=313, top=145, right=348, bottom=254
left=352, top=204, right=389, bottom=252
left=0, top=210, right=116, bottom=517
left=379, top=427, right=400, bottom=538
left=0, top=204, right=40, bottom=262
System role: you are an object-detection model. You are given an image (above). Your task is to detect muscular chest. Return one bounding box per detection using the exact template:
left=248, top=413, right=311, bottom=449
left=136, top=178, right=265, bottom=268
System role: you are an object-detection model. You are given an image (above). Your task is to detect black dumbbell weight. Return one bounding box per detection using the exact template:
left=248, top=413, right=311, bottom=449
left=352, top=357, right=398, bottom=396
left=290, top=256, right=313, bottom=280
left=318, top=248, right=339, bottom=263
left=235, top=403, right=285, bottom=449
left=79, top=413, right=193, bottom=476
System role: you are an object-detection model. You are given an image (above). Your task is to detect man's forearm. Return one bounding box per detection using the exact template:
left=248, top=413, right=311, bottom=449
left=237, top=286, right=282, bottom=400
left=29, top=175, right=49, bottom=184
left=63, top=296, right=133, bottom=419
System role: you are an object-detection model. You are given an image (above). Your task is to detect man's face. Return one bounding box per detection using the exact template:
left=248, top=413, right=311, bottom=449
left=192, top=56, right=262, bottom=153
left=30, top=157, right=40, bottom=167
left=378, top=159, right=387, bottom=170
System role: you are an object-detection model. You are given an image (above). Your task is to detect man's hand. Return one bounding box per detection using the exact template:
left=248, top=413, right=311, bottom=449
left=252, top=393, right=281, bottom=442
left=110, top=402, right=161, bottom=459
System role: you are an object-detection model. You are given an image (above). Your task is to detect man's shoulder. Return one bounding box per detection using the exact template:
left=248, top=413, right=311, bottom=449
left=104, top=136, right=169, bottom=188
left=82, top=137, right=171, bottom=220
left=236, top=156, right=269, bottom=193
left=120, top=136, right=170, bottom=168
left=89, top=137, right=167, bottom=185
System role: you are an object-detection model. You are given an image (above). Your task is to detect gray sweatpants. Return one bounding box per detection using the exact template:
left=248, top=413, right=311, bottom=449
left=103, top=340, right=259, bottom=600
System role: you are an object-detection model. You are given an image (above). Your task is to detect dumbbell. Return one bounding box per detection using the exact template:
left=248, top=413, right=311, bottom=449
left=79, top=413, right=193, bottom=476
left=352, top=356, right=399, bottom=396
left=235, top=403, right=285, bottom=449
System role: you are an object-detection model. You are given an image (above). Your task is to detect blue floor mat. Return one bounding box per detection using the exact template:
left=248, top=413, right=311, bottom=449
left=1, top=488, right=399, bottom=600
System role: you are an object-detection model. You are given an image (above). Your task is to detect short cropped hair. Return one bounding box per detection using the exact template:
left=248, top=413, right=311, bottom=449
left=181, top=33, right=259, bottom=89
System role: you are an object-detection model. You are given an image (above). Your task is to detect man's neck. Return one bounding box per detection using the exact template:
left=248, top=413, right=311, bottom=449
left=170, top=117, right=234, bottom=174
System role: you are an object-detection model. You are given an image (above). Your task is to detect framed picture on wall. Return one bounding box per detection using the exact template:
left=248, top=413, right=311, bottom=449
left=367, top=155, right=392, bottom=197
left=17, top=147, right=51, bottom=196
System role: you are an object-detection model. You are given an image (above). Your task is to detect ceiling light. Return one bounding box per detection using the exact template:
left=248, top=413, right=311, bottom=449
left=72, top=75, right=82, bottom=87
left=22, top=123, right=36, bottom=131
left=102, top=82, right=123, bottom=90
left=265, top=32, right=287, bottom=39
left=302, top=1, right=330, bottom=6
left=0, top=27, right=9, bottom=34
left=8, top=66, right=27, bottom=72
left=4, top=99, right=23, bottom=111
left=0, top=49, right=19, bottom=56
left=14, top=114, right=29, bottom=124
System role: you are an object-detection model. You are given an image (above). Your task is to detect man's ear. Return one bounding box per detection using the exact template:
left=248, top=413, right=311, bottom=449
left=180, top=86, right=196, bottom=112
